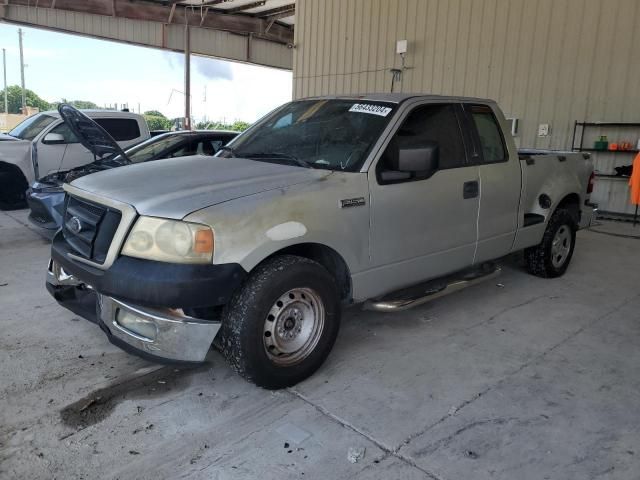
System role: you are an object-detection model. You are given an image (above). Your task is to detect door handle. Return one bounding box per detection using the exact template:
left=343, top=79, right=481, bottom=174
left=463, top=181, right=479, bottom=199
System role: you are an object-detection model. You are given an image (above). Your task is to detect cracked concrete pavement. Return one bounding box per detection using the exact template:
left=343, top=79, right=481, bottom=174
left=1, top=209, right=640, bottom=479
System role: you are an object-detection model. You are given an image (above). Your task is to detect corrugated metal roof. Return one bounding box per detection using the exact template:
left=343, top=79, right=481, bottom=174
left=161, top=0, right=295, bottom=26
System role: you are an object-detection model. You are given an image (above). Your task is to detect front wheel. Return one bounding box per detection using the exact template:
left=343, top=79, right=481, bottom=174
left=0, top=169, right=28, bottom=210
left=219, top=255, right=341, bottom=389
left=525, top=208, right=577, bottom=278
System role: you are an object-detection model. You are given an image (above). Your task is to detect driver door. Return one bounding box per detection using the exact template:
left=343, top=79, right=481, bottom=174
left=366, top=103, right=480, bottom=296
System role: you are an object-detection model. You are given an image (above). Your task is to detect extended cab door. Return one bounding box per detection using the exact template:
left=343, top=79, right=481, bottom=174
left=462, top=104, right=521, bottom=262
left=366, top=102, right=480, bottom=297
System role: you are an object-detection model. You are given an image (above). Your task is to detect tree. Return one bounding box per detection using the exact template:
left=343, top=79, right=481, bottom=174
left=51, top=99, right=102, bottom=110
left=230, top=121, right=250, bottom=132
left=0, top=85, right=51, bottom=113
left=144, top=110, right=167, bottom=118
left=68, top=100, right=100, bottom=109
left=194, top=120, right=251, bottom=132
left=144, top=114, right=173, bottom=131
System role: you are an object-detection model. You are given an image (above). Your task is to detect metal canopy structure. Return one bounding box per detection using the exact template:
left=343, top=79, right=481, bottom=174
left=0, top=0, right=295, bottom=69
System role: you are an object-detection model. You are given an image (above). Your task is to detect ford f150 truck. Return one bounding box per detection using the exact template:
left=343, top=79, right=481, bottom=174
left=46, top=95, right=595, bottom=388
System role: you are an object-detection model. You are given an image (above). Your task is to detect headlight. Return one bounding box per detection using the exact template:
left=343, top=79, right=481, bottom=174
left=122, top=217, right=214, bottom=264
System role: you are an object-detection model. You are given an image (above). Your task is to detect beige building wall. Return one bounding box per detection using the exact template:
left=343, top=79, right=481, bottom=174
left=293, top=0, right=640, bottom=151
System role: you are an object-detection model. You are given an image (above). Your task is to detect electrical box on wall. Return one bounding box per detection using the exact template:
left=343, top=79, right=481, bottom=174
left=506, top=117, right=519, bottom=137
left=538, top=124, right=550, bottom=137
left=396, top=40, right=407, bottom=55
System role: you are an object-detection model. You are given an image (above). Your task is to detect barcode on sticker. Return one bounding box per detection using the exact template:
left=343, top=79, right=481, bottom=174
left=349, top=104, right=392, bottom=117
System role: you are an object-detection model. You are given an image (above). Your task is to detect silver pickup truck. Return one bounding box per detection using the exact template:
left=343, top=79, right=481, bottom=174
left=47, top=94, right=595, bottom=388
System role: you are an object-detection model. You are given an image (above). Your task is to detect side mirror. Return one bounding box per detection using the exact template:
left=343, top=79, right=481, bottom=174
left=397, top=142, right=439, bottom=174
left=43, top=132, right=66, bottom=145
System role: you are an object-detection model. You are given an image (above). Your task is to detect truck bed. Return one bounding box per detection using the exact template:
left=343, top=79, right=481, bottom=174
left=511, top=149, right=594, bottom=251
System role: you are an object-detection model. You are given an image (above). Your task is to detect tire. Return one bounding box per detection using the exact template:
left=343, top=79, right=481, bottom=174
left=0, top=169, right=28, bottom=210
left=525, top=208, right=577, bottom=278
left=219, top=255, right=341, bottom=389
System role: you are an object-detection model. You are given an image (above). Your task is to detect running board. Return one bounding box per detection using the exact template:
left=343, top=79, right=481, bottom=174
left=364, top=264, right=501, bottom=312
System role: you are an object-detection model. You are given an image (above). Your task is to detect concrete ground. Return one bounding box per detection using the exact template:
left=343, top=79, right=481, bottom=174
left=1, top=210, right=640, bottom=480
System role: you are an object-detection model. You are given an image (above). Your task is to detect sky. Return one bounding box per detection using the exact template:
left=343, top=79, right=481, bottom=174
left=0, top=24, right=292, bottom=123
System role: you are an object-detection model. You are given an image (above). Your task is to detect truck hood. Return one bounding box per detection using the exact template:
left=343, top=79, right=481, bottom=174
left=69, top=155, right=332, bottom=219
left=58, top=103, right=128, bottom=161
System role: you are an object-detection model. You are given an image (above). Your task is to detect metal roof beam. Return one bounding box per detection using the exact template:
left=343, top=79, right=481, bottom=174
left=4, top=0, right=293, bottom=44
left=258, top=4, right=295, bottom=19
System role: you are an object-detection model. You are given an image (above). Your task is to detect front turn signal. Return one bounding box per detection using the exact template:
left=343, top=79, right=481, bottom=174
left=194, top=229, right=214, bottom=254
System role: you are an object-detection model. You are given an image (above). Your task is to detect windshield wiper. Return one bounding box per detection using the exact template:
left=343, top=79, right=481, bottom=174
left=242, top=152, right=313, bottom=169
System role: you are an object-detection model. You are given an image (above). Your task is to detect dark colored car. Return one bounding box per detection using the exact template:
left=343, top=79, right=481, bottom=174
left=27, top=129, right=238, bottom=232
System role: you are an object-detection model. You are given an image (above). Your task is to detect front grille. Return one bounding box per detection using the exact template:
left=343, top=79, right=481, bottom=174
left=62, top=195, right=121, bottom=264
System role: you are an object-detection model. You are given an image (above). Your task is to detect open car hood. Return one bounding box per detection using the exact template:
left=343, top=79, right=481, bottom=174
left=57, top=104, right=128, bottom=162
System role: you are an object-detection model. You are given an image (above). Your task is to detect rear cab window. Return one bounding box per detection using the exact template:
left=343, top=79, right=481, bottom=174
left=466, top=104, right=507, bottom=164
left=94, top=118, right=141, bottom=142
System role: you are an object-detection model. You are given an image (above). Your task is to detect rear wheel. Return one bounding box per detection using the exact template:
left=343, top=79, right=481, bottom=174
left=0, top=166, right=28, bottom=210
left=525, top=208, right=577, bottom=278
left=219, top=255, right=341, bottom=389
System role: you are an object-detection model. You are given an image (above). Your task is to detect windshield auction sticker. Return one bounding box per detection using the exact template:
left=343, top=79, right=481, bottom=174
left=349, top=103, right=392, bottom=117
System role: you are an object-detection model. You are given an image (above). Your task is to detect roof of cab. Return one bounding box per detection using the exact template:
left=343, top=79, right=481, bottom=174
left=300, top=93, right=497, bottom=104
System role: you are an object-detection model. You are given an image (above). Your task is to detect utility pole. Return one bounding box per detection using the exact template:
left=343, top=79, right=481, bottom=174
left=2, top=48, right=7, bottom=114
left=18, top=28, right=26, bottom=114
left=184, top=23, right=191, bottom=130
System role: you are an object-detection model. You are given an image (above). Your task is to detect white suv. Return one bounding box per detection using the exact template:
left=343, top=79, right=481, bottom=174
left=0, top=109, right=149, bottom=209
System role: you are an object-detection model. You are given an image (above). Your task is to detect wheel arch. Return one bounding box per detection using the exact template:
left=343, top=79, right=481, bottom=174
left=263, top=242, right=353, bottom=303
left=553, top=192, right=581, bottom=225
left=0, top=160, right=29, bottom=207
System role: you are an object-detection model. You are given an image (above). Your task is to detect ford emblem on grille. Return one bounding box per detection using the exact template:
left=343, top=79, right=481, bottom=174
left=66, top=216, right=83, bottom=234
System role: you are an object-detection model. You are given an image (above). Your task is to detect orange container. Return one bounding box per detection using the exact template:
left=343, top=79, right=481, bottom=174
left=609, top=143, right=618, bottom=151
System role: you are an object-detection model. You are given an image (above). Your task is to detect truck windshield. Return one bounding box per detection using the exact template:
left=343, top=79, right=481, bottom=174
left=219, top=99, right=396, bottom=171
left=8, top=113, right=56, bottom=141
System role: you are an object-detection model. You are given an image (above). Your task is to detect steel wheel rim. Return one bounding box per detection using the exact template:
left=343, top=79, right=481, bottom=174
left=263, top=287, right=325, bottom=366
left=551, top=225, right=572, bottom=268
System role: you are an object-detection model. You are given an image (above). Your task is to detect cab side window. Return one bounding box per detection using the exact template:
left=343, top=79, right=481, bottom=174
left=469, top=105, right=506, bottom=163
left=378, top=104, right=466, bottom=183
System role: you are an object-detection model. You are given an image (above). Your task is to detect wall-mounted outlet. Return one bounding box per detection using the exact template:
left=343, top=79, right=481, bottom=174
left=537, top=124, right=550, bottom=137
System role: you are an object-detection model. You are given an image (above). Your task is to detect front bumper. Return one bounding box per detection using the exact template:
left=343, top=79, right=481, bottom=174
left=27, top=188, right=65, bottom=230
left=46, top=259, right=221, bottom=363
left=51, top=230, right=246, bottom=308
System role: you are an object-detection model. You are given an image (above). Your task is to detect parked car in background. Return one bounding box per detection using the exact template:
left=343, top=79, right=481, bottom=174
left=47, top=95, right=595, bottom=388
left=28, top=127, right=238, bottom=232
left=0, top=109, right=149, bottom=209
